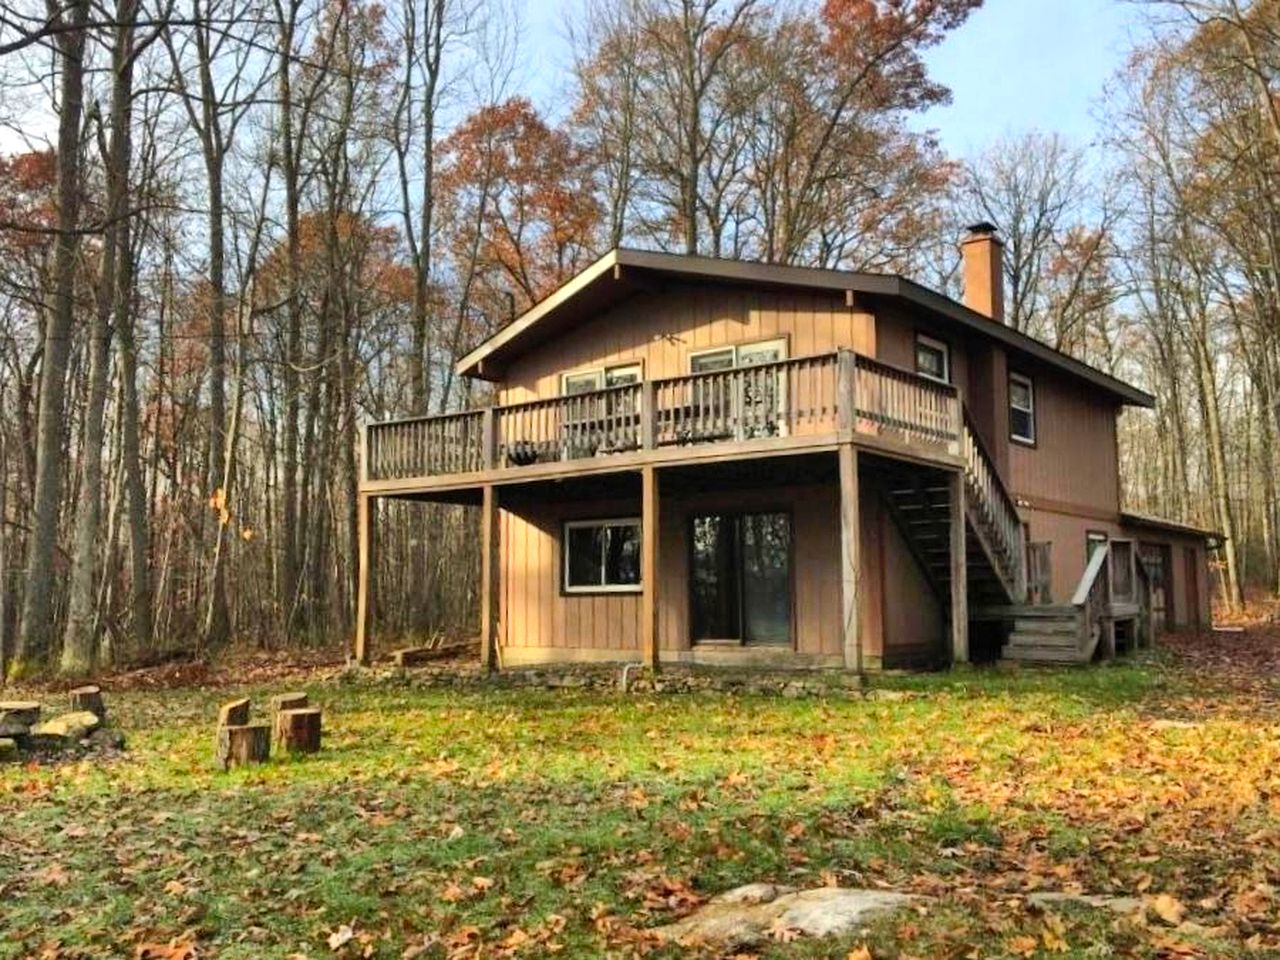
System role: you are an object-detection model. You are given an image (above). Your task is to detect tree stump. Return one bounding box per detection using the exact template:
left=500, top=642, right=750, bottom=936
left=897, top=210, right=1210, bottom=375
left=69, top=685, right=106, bottom=719
left=270, top=692, right=308, bottom=713
left=217, top=698, right=251, bottom=727
left=216, top=723, right=270, bottom=771
left=0, top=701, right=41, bottom=727
left=274, top=708, right=322, bottom=754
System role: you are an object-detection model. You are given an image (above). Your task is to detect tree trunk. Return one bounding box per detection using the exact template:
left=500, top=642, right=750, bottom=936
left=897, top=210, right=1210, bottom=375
left=17, top=0, right=90, bottom=674
left=63, top=0, right=138, bottom=675
left=217, top=697, right=250, bottom=727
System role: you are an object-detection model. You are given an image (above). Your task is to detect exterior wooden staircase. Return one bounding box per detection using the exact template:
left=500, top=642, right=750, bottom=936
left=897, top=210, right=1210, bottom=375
left=999, top=544, right=1120, bottom=663
left=882, top=404, right=1141, bottom=665
left=881, top=405, right=1029, bottom=645
left=1002, top=606, right=1099, bottom=663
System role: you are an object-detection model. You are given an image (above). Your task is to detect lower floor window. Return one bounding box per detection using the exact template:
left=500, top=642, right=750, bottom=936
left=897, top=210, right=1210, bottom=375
left=563, top=518, right=641, bottom=592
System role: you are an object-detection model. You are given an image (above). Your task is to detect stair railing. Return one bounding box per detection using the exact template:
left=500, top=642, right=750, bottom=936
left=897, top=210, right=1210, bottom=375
left=959, top=408, right=1026, bottom=601
left=1071, top=543, right=1112, bottom=661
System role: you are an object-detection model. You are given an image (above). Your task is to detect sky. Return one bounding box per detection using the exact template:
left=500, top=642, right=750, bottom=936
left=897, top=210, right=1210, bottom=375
left=520, top=0, right=1145, bottom=157
left=0, top=0, right=1144, bottom=159
left=907, top=0, right=1141, bottom=155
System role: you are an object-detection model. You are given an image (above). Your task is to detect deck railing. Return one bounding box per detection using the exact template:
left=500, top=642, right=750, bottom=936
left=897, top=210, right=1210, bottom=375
left=853, top=355, right=959, bottom=446
left=365, top=409, right=487, bottom=481
left=1072, top=542, right=1112, bottom=661
left=961, top=408, right=1026, bottom=600
left=364, top=349, right=968, bottom=482
left=652, top=353, right=839, bottom=446
left=497, top=382, right=643, bottom=466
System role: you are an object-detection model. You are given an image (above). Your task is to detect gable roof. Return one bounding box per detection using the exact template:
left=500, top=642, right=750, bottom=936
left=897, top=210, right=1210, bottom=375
left=456, top=248, right=1154, bottom=407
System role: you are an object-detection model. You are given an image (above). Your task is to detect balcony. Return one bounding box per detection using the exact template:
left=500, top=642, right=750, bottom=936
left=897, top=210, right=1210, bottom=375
left=361, top=350, right=964, bottom=489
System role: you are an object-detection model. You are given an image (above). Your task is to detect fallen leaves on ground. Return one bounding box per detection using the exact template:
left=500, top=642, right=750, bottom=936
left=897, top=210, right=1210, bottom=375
left=2, top=628, right=1279, bottom=958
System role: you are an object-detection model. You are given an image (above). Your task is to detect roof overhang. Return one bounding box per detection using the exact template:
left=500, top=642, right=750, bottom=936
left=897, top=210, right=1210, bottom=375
left=456, top=248, right=1155, bottom=408
left=1121, top=510, right=1223, bottom=545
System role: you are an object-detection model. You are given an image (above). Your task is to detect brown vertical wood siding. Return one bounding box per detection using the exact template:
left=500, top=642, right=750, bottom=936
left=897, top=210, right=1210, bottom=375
left=497, top=477, right=944, bottom=663
left=1009, top=367, right=1121, bottom=515
left=497, top=283, right=875, bottom=404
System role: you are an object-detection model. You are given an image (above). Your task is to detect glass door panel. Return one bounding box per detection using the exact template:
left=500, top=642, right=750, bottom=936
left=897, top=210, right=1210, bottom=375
left=690, top=512, right=792, bottom=645
left=740, top=513, right=792, bottom=644
left=691, top=515, right=738, bottom=641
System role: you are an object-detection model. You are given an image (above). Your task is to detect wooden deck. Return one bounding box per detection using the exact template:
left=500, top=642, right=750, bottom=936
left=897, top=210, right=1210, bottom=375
left=361, top=351, right=966, bottom=494
left=354, top=349, right=1033, bottom=667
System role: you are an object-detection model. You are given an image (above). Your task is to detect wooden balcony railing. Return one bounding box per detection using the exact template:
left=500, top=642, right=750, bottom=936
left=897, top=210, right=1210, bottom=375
left=363, top=350, right=965, bottom=482
left=961, top=407, right=1026, bottom=601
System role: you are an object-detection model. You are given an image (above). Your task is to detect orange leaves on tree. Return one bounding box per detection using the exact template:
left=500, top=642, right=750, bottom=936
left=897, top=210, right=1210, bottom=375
left=437, top=97, right=602, bottom=333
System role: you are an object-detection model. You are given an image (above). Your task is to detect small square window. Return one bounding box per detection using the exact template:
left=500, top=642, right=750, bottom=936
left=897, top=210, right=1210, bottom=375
left=563, top=518, right=642, bottom=592
left=1010, top=372, right=1036, bottom=444
left=915, top=334, right=950, bottom=384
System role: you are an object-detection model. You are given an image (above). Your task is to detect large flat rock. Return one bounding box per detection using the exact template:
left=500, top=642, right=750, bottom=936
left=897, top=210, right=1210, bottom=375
left=655, top=884, right=922, bottom=947
left=30, top=711, right=102, bottom=743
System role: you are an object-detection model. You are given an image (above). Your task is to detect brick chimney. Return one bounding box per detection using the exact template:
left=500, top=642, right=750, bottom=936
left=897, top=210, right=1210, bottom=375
left=960, top=222, right=1005, bottom=323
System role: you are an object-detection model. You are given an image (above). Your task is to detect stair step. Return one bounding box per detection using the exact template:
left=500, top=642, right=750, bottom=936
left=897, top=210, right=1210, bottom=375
left=1006, top=635, right=1081, bottom=651
left=1004, top=606, right=1078, bottom=618
left=1001, top=647, right=1089, bottom=664
left=1013, top=619, right=1078, bottom=635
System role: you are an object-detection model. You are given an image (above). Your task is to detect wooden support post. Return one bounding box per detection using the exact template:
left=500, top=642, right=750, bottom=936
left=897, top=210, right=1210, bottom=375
left=641, top=465, right=660, bottom=670
left=355, top=492, right=372, bottom=665
left=838, top=443, right=861, bottom=672
left=949, top=470, right=969, bottom=665
left=836, top=349, right=857, bottom=441
left=481, top=407, right=496, bottom=469
left=480, top=484, right=500, bottom=673
left=640, top=380, right=656, bottom=449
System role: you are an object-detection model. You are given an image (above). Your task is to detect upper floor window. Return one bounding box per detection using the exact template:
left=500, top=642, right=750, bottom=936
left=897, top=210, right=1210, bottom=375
left=563, top=517, right=641, bottom=593
left=1009, top=372, right=1036, bottom=444
left=915, top=334, right=950, bottom=384
left=689, top=338, right=787, bottom=373
left=561, top=362, right=642, bottom=396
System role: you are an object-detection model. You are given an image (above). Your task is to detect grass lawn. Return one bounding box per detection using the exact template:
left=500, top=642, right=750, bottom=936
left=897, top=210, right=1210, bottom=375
left=2, top=640, right=1279, bottom=959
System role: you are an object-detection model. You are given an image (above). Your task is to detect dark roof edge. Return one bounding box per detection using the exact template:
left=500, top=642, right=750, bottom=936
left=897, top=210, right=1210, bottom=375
left=891, top=277, right=1154, bottom=407
left=1120, top=510, right=1223, bottom=542
left=457, top=248, right=1156, bottom=407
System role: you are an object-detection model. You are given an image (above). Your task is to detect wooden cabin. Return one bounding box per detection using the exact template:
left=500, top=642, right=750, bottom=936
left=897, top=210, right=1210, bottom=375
left=355, top=227, right=1216, bottom=670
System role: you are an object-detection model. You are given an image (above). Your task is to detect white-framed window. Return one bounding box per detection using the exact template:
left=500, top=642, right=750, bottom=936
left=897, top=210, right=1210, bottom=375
left=563, top=517, right=642, bottom=593
left=914, top=334, right=950, bottom=384
left=560, top=362, right=642, bottom=396
left=688, top=338, right=787, bottom=373
left=1009, top=372, right=1036, bottom=444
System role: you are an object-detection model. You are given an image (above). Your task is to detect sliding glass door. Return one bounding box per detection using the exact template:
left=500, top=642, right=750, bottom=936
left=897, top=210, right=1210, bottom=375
left=690, top=511, right=792, bottom=645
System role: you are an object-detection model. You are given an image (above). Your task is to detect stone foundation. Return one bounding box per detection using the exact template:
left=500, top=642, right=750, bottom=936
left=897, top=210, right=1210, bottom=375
left=342, top=661, right=925, bottom=700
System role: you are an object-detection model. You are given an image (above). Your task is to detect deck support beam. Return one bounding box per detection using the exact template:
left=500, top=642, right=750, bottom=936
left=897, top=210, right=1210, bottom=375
left=949, top=470, right=969, bottom=664
left=355, top=492, right=373, bottom=665
left=838, top=443, right=862, bottom=673
left=641, top=465, right=660, bottom=670
left=480, top=483, right=500, bottom=673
